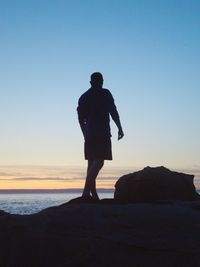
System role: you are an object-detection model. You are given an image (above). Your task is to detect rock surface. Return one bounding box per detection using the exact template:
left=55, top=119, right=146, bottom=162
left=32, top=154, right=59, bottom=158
left=0, top=166, right=200, bottom=267
left=114, top=166, right=199, bottom=202
left=1, top=199, right=200, bottom=266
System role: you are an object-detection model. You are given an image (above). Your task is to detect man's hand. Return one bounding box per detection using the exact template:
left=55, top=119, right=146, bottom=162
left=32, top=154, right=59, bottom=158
left=118, top=129, right=124, bottom=140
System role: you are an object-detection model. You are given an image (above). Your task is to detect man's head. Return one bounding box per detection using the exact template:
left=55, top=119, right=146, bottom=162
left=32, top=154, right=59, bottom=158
left=90, top=72, right=103, bottom=88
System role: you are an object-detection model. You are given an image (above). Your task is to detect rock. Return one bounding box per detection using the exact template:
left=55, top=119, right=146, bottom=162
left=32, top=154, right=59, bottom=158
left=0, top=210, right=9, bottom=216
left=66, top=195, right=99, bottom=204
left=114, top=166, right=199, bottom=203
left=1, top=202, right=200, bottom=266
left=67, top=197, right=119, bottom=205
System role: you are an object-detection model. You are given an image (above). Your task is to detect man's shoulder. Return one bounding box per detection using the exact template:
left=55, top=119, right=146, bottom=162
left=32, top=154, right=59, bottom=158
left=79, top=88, right=112, bottom=102
left=79, top=88, right=92, bottom=101
left=101, top=88, right=112, bottom=96
left=80, top=88, right=111, bottom=96
left=102, top=88, right=110, bottom=92
left=102, top=89, right=114, bottom=100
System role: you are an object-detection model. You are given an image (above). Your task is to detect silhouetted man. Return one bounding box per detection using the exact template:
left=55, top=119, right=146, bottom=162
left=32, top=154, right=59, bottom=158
left=77, top=72, right=124, bottom=200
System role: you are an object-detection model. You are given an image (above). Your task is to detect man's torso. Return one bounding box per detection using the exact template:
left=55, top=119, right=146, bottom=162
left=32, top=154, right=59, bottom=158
left=78, top=88, right=112, bottom=139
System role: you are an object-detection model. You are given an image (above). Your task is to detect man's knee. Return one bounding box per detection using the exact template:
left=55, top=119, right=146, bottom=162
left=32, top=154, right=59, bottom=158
left=95, top=160, right=104, bottom=170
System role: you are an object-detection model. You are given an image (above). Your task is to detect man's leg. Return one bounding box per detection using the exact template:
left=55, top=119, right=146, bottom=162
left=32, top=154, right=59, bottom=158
left=82, top=159, right=104, bottom=199
left=82, top=160, right=93, bottom=197
left=90, top=160, right=104, bottom=199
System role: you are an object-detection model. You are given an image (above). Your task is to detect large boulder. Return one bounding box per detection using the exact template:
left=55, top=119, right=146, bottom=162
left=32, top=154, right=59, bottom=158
left=114, top=166, right=199, bottom=202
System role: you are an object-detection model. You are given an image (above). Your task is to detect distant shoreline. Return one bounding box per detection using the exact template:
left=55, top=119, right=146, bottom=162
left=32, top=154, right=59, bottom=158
left=0, top=188, right=115, bottom=194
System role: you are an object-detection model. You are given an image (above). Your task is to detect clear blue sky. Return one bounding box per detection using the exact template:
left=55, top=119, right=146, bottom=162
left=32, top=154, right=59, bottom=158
left=1, top=0, right=200, bottom=171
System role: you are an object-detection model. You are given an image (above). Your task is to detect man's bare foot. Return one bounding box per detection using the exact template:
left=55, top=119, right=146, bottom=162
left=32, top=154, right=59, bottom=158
left=81, top=194, right=92, bottom=199
left=91, top=193, right=100, bottom=201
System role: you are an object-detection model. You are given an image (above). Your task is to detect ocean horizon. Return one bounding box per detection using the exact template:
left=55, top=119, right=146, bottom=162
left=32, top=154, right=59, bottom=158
left=0, top=165, right=200, bottom=215
left=0, top=188, right=114, bottom=194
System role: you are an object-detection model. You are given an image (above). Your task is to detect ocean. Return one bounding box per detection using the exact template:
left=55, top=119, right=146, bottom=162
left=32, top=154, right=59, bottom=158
left=0, top=190, right=114, bottom=215
left=0, top=188, right=199, bottom=215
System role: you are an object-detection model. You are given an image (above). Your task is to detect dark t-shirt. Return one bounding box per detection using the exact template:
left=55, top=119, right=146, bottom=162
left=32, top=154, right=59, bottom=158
left=77, top=88, right=119, bottom=140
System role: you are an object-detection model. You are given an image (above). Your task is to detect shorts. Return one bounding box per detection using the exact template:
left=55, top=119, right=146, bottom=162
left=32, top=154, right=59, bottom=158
left=84, top=137, right=112, bottom=160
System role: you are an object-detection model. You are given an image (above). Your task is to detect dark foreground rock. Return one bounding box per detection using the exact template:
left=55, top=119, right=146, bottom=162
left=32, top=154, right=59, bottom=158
left=115, top=166, right=199, bottom=202
left=1, top=199, right=200, bottom=266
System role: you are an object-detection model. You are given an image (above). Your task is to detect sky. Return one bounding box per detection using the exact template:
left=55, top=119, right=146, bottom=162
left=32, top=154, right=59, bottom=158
left=0, top=0, right=200, bottom=189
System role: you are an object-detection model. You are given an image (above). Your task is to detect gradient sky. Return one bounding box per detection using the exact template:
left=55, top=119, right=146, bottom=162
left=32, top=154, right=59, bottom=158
left=0, top=0, right=200, bottom=188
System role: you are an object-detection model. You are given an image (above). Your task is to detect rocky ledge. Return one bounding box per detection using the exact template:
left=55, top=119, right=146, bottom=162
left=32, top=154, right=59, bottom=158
left=1, top=199, right=200, bottom=267
left=0, top=166, right=200, bottom=267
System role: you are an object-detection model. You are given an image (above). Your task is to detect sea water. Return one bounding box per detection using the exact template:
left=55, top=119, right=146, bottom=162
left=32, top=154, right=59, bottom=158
left=0, top=188, right=200, bottom=215
left=0, top=191, right=114, bottom=215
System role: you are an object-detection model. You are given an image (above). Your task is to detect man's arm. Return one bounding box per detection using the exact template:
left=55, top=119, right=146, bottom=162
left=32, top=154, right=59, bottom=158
left=77, top=99, right=86, bottom=138
left=111, top=112, right=124, bottom=140
left=78, top=115, right=86, bottom=138
left=108, top=92, right=124, bottom=140
left=113, top=116, right=124, bottom=140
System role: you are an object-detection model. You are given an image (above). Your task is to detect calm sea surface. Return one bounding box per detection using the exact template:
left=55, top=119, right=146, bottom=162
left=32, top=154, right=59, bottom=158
left=0, top=191, right=114, bottom=215
left=0, top=187, right=199, bottom=215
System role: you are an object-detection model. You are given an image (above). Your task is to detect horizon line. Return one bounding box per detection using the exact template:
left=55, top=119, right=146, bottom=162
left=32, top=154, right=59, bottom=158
left=0, top=188, right=115, bottom=194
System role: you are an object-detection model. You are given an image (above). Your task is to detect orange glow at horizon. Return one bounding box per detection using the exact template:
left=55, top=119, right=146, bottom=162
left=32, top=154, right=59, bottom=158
left=0, top=179, right=117, bottom=190
left=0, top=165, right=124, bottom=189
left=1, top=165, right=198, bottom=190
left=0, top=180, right=85, bottom=190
